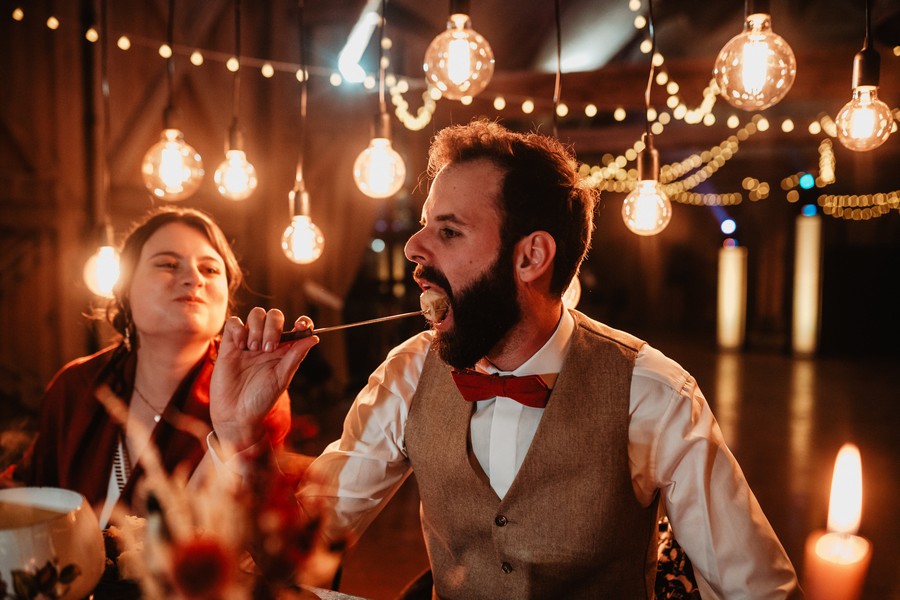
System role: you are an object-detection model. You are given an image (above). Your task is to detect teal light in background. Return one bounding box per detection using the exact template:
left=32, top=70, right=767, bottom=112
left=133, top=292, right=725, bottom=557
left=799, top=173, right=815, bottom=189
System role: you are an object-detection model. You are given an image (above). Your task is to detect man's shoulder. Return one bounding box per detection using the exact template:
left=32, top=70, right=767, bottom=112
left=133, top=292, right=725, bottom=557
left=571, top=310, right=645, bottom=354
left=376, top=330, right=435, bottom=383
left=386, top=330, right=434, bottom=361
left=570, top=311, right=689, bottom=391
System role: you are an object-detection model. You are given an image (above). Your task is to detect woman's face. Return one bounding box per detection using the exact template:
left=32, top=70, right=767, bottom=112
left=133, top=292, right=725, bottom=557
left=128, top=222, right=229, bottom=344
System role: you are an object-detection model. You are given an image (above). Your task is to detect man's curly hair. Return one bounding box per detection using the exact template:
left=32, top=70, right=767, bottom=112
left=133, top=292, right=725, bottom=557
left=427, top=119, right=597, bottom=296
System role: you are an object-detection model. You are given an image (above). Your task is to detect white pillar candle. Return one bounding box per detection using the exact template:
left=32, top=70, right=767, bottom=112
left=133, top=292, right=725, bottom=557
left=792, top=214, right=822, bottom=355
left=717, top=244, right=748, bottom=350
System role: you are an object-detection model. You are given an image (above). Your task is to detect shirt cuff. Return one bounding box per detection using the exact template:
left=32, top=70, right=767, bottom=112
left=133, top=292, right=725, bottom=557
left=206, top=431, right=269, bottom=486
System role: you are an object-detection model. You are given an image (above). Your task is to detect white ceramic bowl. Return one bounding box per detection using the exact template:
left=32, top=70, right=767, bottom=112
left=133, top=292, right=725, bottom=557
left=0, top=487, right=105, bottom=599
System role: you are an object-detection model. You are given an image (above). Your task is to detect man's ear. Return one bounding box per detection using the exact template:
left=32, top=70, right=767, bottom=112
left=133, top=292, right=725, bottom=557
left=515, top=231, right=556, bottom=283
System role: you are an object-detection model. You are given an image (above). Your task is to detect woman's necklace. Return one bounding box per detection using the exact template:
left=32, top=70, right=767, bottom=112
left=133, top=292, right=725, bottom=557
left=132, top=386, right=167, bottom=423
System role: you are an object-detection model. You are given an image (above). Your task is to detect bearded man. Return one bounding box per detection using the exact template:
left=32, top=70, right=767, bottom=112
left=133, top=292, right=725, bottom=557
left=209, top=120, right=802, bottom=599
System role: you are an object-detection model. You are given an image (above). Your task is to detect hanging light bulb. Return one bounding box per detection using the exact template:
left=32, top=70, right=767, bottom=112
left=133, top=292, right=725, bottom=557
left=142, top=128, right=204, bottom=200
left=423, top=0, right=494, bottom=101
left=143, top=1, right=204, bottom=201
left=215, top=114, right=258, bottom=202
left=282, top=215, right=325, bottom=264
left=215, top=147, right=258, bottom=200
left=354, top=4, right=406, bottom=199
left=623, top=0, right=671, bottom=237
left=835, top=87, right=893, bottom=151
left=84, top=246, right=121, bottom=297
left=713, top=3, right=796, bottom=111
left=215, top=0, right=258, bottom=200
left=834, top=2, right=893, bottom=152
left=281, top=186, right=324, bottom=264
left=355, top=118, right=406, bottom=199
left=281, top=1, right=324, bottom=265
left=86, top=0, right=119, bottom=298
left=83, top=223, right=120, bottom=298
left=622, top=141, right=672, bottom=236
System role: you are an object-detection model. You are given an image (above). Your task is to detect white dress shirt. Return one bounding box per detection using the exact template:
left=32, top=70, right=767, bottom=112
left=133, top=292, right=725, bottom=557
left=211, top=310, right=800, bottom=599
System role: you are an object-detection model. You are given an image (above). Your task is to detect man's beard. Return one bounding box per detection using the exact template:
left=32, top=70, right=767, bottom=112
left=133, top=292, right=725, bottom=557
left=416, top=244, right=521, bottom=370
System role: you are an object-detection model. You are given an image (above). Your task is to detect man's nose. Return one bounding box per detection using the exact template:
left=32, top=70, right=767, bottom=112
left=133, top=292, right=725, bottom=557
left=404, top=229, right=428, bottom=264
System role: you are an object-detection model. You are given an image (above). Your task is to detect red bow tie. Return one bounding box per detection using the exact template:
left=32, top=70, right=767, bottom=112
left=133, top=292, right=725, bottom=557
left=450, top=369, right=552, bottom=408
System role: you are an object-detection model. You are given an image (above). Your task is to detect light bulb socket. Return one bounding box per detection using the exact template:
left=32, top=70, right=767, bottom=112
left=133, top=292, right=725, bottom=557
left=851, top=46, right=881, bottom=89
left=227, top=118, right=244, bottom=152
left=449, top=0, right=470, bottom=16
left=372, top=112, right=392, bottom=140
left=746, top=0, right=770, bottom=16
left=637, top=146, right=660, bottom=182
left=91, top=219, right=115, bottom=247
left=162, top=104, right=182, bottom=130
left=290, top=177, right=310, bottom=217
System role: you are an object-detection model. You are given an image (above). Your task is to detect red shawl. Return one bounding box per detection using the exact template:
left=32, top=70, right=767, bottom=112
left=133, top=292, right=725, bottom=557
left=24, top=342, right=291, bottom=514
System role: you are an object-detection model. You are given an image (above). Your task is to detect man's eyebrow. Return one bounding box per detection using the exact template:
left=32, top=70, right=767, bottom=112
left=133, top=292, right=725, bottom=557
left=430, top=213, right=467, bottom=226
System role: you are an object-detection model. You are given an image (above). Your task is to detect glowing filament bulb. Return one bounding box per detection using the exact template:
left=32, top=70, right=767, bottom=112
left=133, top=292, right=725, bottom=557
left=423, top=13, right=494, bottom=101
left=142, top=128, right=204, bottom=201
left=740, top=39, right=769, bottom=94
left=714, top=13, right=796, bottom=111
left=622, top=180, right=672, bottom=236
left=281, top=215, right=324, bottom=264
left=835, top=86, right=893, bottom=151
left=83, top=245, right=121, bottom=298
left=215, top=149, right=258, bottom=200
left=354, top=138, right=406, bottom=198
left=447, top=37, right=472, bottom=85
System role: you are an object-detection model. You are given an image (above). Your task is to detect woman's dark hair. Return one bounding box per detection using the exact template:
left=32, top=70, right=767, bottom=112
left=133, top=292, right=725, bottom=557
left=106, top=207, right=243, bottom=340
left=427, top=119, right=597, bottom=296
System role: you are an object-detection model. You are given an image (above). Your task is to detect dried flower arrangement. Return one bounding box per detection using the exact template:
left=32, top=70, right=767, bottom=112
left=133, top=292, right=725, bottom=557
left=94, top=385, right=344, bottom=600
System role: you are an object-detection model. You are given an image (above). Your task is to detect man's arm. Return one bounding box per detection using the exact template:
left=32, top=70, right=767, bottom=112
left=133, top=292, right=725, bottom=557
left=297, top=335, right=432, bottom=545
left=629, top=345, right=802, bottom=599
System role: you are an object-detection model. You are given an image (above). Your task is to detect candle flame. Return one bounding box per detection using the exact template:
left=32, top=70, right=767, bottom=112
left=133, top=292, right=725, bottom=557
left=827, top=443, right=862, bottom=535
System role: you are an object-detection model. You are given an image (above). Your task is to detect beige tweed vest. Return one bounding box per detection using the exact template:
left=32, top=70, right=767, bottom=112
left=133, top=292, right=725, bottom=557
left=405, top=311, right=659, bottom=599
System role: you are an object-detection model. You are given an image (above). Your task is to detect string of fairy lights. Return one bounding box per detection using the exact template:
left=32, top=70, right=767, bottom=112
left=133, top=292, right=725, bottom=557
left=6, top=1, right=900, bottom=225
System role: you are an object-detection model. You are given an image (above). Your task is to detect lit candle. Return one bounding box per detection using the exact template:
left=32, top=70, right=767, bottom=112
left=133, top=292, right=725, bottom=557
left=716, top=241, right=747, bottom=350
left=803, top=444, right=872, bottom=600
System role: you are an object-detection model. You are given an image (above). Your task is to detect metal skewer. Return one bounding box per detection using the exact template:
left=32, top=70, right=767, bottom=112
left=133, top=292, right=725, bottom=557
left=279, top=310, right=426, bottom=343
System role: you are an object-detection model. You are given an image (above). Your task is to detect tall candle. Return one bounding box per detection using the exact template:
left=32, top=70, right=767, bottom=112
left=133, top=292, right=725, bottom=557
left=792, top=213, right=822, bottom=356
left=803, top=444, right=872, bottom=600
left=716, top=243, right=747, bottom=350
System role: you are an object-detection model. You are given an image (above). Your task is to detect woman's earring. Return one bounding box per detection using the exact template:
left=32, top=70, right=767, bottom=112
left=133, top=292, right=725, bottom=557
left=122, top=310, right=133, bottom=352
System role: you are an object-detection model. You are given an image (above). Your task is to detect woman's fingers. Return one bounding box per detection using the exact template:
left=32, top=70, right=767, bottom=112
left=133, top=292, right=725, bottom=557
left=276, top=333, right=319, bottom=387
left=222, top=309, right=316, bottom=355
left=221, top=315, right=249, bottom=351
left=260, top=309, right=286, bottom=352
left=245, top=307, right=271, bottom=351
left=294, top=315, right=314, bottom=332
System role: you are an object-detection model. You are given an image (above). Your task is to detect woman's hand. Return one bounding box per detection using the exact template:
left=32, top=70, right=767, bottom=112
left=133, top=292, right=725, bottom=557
left=210, top=308, right=318, bottom=458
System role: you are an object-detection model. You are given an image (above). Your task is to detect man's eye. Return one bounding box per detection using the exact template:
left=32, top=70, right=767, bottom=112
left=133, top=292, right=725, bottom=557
left=157, top=262, right=177, bottom=269
left=440, top=228, right=460, bottom=239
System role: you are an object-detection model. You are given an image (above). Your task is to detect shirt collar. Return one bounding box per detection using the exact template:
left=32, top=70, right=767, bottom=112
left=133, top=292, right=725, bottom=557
left=476, top=308, right=575, bottom=378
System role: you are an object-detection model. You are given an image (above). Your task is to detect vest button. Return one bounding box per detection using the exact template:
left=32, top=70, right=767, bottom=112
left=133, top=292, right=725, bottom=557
left=494, top=514, right=508, bottom=527
left=501, top=561, right=513, bottom=574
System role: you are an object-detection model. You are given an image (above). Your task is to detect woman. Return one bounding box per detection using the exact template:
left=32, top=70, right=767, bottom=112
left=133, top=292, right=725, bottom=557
left=24, top=207, right=291, bottom=527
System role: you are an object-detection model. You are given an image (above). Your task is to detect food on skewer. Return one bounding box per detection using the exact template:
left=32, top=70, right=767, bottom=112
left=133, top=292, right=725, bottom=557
left=420, top=289, right=450, bottom=323
left=277, top=291, right=449, bottom=344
